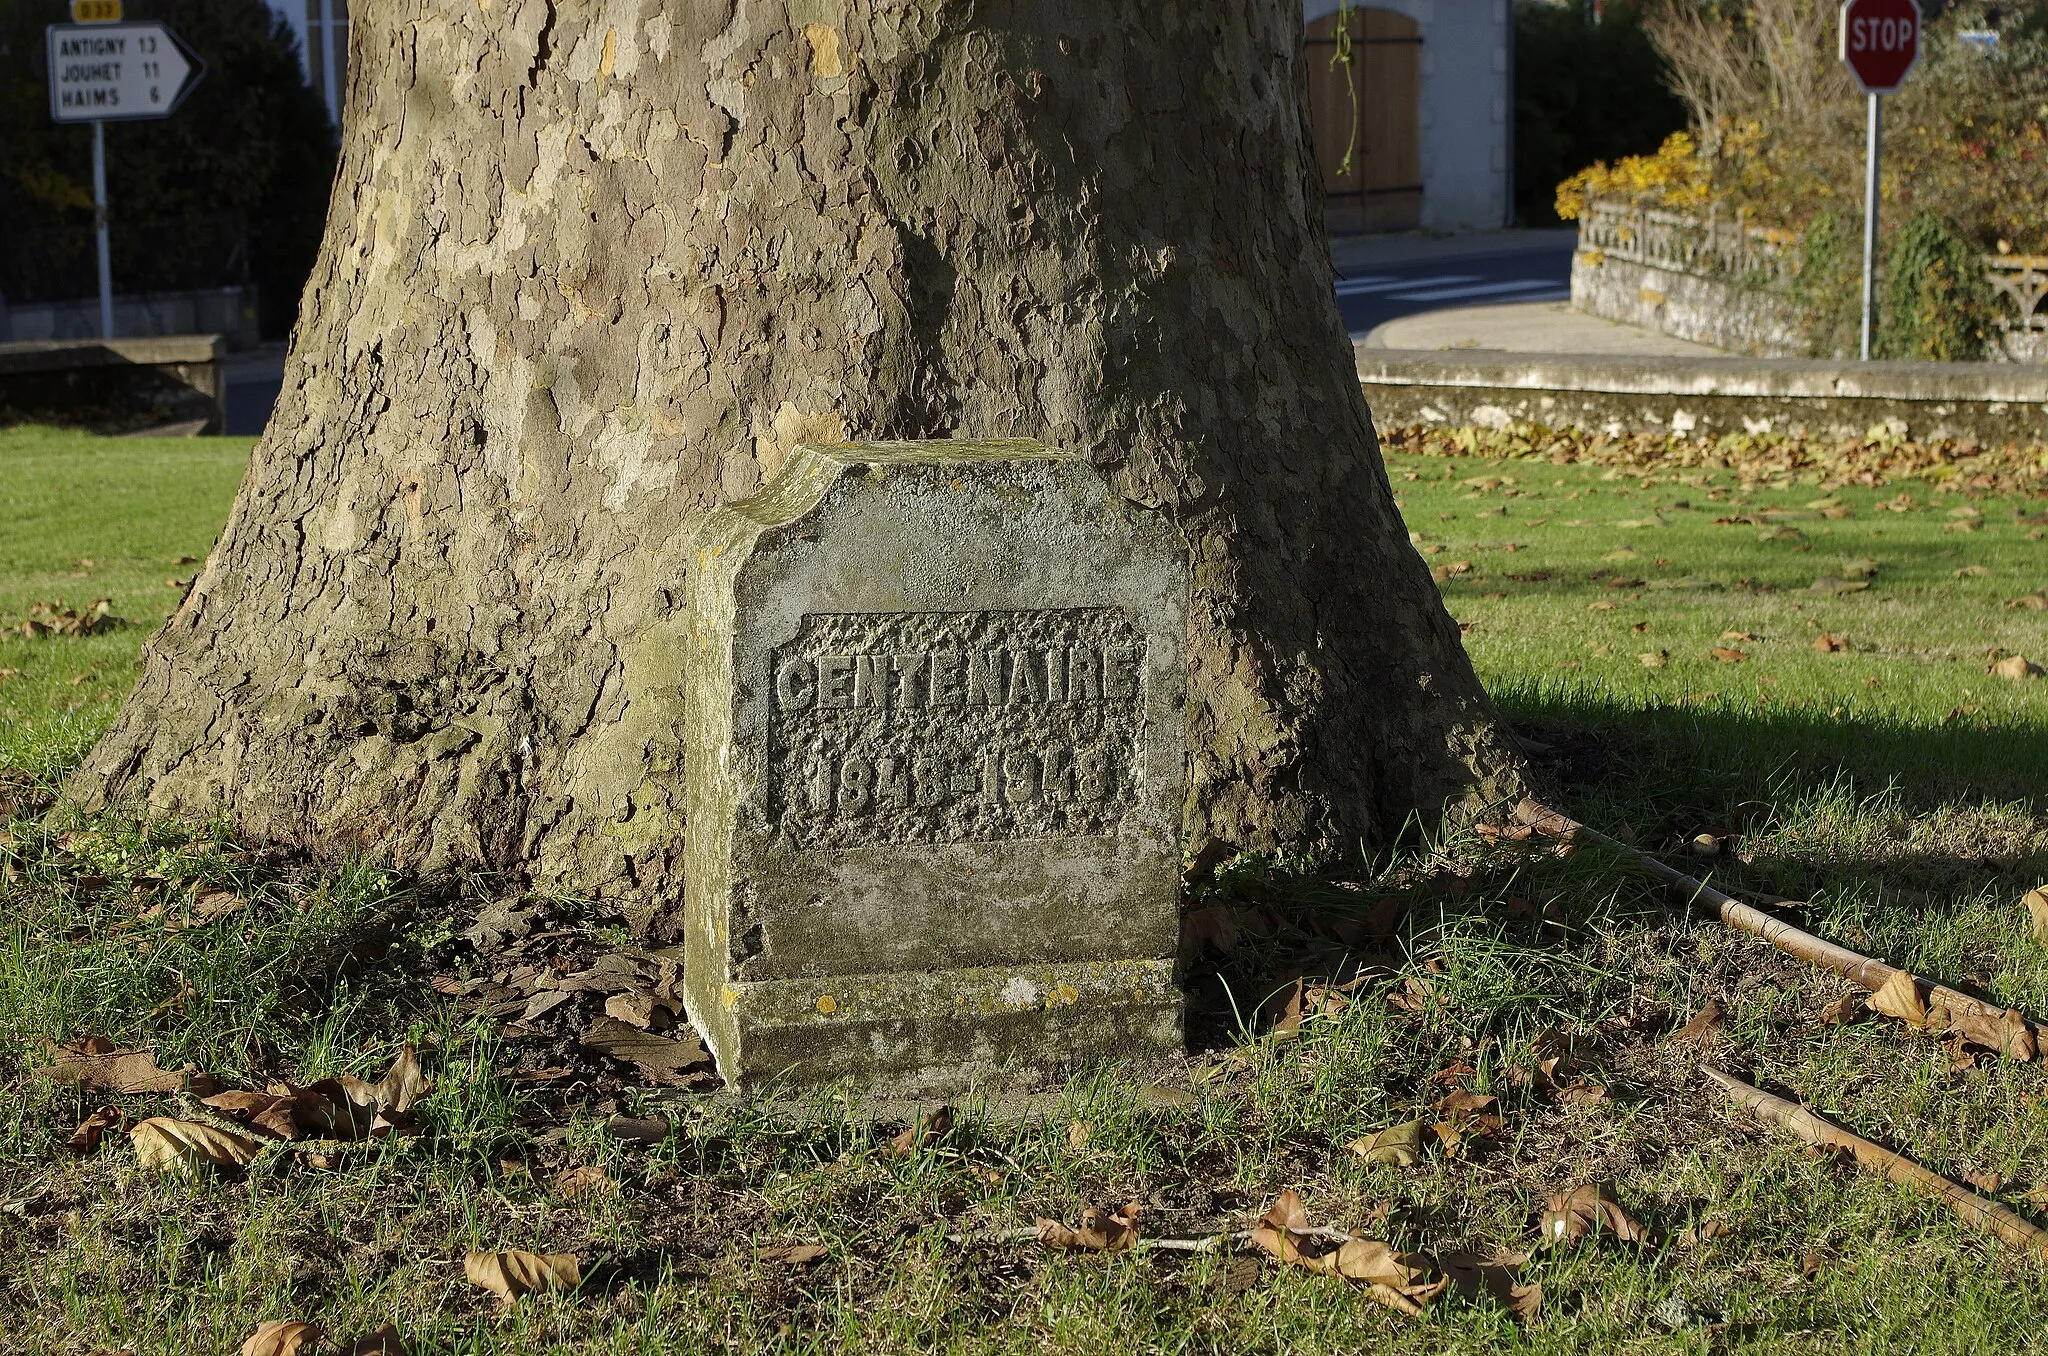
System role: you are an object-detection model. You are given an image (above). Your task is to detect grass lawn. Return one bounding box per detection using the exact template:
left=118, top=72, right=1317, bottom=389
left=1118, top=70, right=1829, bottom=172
left=2, top=424, right=2046, bottom=1353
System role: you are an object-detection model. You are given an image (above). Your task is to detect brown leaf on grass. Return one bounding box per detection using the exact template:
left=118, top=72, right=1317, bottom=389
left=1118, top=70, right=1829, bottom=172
left=2024, top=887, right=2048, bottom=945
left=65, top=1105, right=125, bottom=1154
left=1813, top=632, right=1849, bottom=652
left=553, top=1165, right=611, bottom=1200
left=372, top=1043, right=426, bottom=1116
left=1540, top=1183, right=1650, bottom=1247
left=1678, top=1217, right=1733, bottom=1246
left=1066, top=1120, right=1091, bottom=1150
left=1436, top=1249, right=1542, bottom=1320
left=137, top=887, right=248, bottom=936
left=202, top=1089, right=310, bottom=1141
left=1348, top=1119, right=1427, bottom=1167
left=1807, top=575, right=1868, bottom=594
left=1036, top=1202, right=1142, bottom=1252
left=463, top=1250, right=582, bottom=1306
left=1438, top=1090, right=1499, bottom=1119
left=1710, top=647, right=1749, bottom=663
left=889, top=1105, right=953, bottom=1156
left=1637, top=650, right=1669, bottom=668
left=1990, top=654, right=2044, bottom=681
left=241, top=1320, right=322, bottom=1356
left=1964, top=1168, right=2003, bottom=1194
left=1248, top=1190, right=1449, bottom=1315
left=130, top=1117, right=263, bottom=1174
left=2006, top=590, right=2048, bottom=610
left=761, top=1243, right=830, bottom=1265
left=602, top=989, right=673, bottom=1032
left=578, top=1016, right=712, bottom=1085
left=1818, top=993, right=1863, bottom=1026
left=1673, top=999, right=1725, bottom=1045
left=1869, top=970, right=1931, bottom=1028
left=36, top=1039, right=220, bottom=1096
left=345, top=1325, right=406, bottom=1356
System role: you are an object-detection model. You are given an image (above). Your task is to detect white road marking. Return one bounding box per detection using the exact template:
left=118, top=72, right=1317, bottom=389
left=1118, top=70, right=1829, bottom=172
left=1332, top=273, right=1476, bottom=296
left=1383, top=278, right=1567, bottom=303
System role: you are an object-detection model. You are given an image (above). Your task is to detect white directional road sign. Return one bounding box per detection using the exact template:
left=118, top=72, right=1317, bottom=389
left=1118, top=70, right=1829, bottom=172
left=46, top=21, right=203, bottom=123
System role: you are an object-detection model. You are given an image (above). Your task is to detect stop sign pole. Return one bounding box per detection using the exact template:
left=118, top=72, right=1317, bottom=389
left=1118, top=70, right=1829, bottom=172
left=1840, top=0, right=1921, bottom=360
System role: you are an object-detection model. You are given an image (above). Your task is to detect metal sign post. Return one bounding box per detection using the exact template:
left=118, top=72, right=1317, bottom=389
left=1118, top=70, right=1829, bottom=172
left=45, top=17, right=205, bottom=339
left=1839, top=0, right=1921, bottom=360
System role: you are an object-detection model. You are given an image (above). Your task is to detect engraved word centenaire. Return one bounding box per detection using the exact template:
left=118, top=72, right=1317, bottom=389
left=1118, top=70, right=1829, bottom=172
left=765, top=609, right=1147, bottom=847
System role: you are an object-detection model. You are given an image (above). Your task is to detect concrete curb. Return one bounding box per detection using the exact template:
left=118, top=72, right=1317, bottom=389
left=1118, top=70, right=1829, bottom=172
left=1355, top=347, right=2048, bottom=445
left=0, top=334, right=227, bottom=434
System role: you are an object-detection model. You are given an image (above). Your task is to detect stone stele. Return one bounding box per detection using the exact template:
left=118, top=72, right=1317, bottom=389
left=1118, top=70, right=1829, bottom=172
left=682, top=439, right=1188, bottom=1095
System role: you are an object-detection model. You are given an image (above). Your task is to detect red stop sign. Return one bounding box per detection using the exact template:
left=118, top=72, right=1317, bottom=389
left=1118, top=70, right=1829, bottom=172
left=1839, top=0, right=1920, bottom=93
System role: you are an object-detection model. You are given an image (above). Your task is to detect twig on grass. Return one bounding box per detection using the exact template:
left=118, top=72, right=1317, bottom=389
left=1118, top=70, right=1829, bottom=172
left=1517, top=799, right=2045, bottom=1060
left=944, top=1223, right=1352, bottom=1253
left=1701, top=1065, right=2048, bottom=1258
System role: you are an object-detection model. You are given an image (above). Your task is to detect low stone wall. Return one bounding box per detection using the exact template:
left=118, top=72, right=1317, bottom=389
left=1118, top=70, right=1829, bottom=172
left=1356, top=348, right=2048, bottom=445
left=1570, top=250, right=1804, bottom=358
left=0, top=334, right=228, bottom=434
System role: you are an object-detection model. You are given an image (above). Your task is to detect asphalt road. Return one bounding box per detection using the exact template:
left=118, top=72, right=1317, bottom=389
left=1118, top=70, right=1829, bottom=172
left=1332, top=242, right=1575, bottom=339
left=220, top=239, right=1577, bottom=435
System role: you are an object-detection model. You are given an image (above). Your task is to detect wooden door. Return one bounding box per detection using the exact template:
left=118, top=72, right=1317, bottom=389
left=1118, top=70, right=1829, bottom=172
left=1304, top=8, right=1423, bottom=232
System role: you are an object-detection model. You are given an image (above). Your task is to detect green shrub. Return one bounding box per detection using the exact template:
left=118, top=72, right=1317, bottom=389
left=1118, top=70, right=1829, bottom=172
left=1877, top=213, right=1996, bottom=361
left=1792, top=211, right=1860, bottom=359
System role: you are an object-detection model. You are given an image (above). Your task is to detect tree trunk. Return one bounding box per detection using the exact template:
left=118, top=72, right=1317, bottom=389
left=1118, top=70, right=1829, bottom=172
left=73, top=0, right=1524, bottom=933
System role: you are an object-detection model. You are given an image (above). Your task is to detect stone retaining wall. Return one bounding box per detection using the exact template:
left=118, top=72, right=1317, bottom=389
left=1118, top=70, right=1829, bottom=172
left=1570, top=250, right=1805, bottom=358
left=0, top=334, right=228, bottom=434
left=1356, top=348, right=2048, bottom=445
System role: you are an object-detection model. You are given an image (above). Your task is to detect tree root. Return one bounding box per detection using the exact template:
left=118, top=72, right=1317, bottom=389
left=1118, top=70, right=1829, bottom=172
left=1701, top=1066, right=2048, bottom=1258
left=1517, top=799, right=2045, bottom=1061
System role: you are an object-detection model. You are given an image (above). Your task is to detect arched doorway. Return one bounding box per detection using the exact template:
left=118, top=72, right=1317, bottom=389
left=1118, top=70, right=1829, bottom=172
left=1304, top=8, right=1423, bottom=232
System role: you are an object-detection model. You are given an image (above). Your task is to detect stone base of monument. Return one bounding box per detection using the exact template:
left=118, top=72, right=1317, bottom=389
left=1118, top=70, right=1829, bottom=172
left=682, top=440, right=1188, bottom=1096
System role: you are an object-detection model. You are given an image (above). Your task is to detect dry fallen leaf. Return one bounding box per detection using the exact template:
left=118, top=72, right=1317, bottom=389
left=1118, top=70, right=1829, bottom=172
left=1540, top=1183, right=1650, bottom=1247
left=553, top=1164, right=611, bottom=1200
left=372, top=1043, right=426, bottom=1116
left=130, top=1116, right=263, bottom=1174
left=1248, top=1190, right=1449, bottom=1315
left=36, top=1040, right=218, bottom=1095
left=1673, top=999, right=1725, bottom=1045
left=203, top=1089, right=313, bottom=1141
left=241, top=1321, right=322, bottom=1356
left=1964, top=1168, right=2003, bottom=1194
left=889, top=1105, right=953, bottom=1156
left=1813, top=632, right=1849, bottom=652
left=463, top=1250, right=582, bottom=1306
left=1036, top=1202, right=1142, bottom=1252
left=345, top=1325, right=406, bottom=1356
left=1348, top=1119, right=1426, bottom=1167
left=1989, top=654, right=2043, bottom=681
left=2025, top=887, right=2048, bottom=946
left=1637, top=650, right=1669, bottom=668
left=1436, top=1249, right=1542, bottom=1320
left=1678, top=1217, right=1733, bottom=1246
left=1869, top=970, right=1931, bottom=1028
left=1709, top=646, right=1748, bottom=664
left=65, top=1105, right=125, bottom=1155
left=578, top=1017, right=712, bottom=1085
left=1818, top=992, right=1863, bottom=1026
left=761, top=1243, right=830, bottom=1265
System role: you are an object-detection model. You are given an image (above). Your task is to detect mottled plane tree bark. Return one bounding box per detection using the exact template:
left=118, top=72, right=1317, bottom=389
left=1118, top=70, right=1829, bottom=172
left=74, top=0, right=1524, bottom=932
